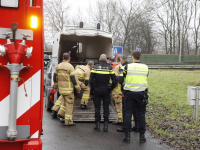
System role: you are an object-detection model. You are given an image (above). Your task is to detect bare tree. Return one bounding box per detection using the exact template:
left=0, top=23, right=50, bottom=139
left=192, top=0, right=200, bottom=54
left=44, top=0, right=70, bottom=32
left=43, top=0, right=71, bottom=51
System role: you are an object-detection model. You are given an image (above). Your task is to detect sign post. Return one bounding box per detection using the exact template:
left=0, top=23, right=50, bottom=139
left=187, top=86, right=200, bottom=121
left=113, top=46, right=123, bottom=61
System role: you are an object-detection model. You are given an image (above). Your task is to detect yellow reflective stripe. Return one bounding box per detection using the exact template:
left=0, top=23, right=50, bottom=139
left=82, top=94, right=89, bottom=99
left=75, top=84, right=80, bottom=88
left=59, top=87, right=74, bottom=90
left=54, top=83, right=58, bottom=85
left=124, top=81, right=148, bottom=87
left=85, top=77, right=89, bottom=80
left=59, top=91, right=73, bottom=94
left=70, top=71, right=76, bottom=75
left=124, top=86, right=146, bottom=92
left=60, top=105, right=66, bottom=111
left=94, top=71, right=110, bottom=74
left=57, top=73, right=70, bottom=76
left=127, top=72, right=148, bottom=76
left=117, top=113, right=122, bottom=118
left=59, top=87, right=74, bottom=93
left=55, top=101, right=62, bottom=106
left=65, top=115, right=72, bottom=120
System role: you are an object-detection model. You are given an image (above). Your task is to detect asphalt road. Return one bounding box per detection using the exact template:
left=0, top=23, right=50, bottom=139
left=41, top=104, right=173, bottom=150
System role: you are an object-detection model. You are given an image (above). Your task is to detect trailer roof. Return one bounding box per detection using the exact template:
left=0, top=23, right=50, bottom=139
left=62, top=28, right=112, bottom=39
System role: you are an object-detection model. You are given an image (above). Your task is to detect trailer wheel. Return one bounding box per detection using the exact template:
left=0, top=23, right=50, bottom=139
left=45, top=90, right=52, bottom=111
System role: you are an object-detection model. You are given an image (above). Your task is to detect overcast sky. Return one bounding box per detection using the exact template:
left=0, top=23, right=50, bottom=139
left=69, top=0, right=96, bottom=15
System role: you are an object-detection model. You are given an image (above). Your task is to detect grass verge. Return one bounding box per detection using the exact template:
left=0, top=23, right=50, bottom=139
left=147, top=69, right=200, bottom=149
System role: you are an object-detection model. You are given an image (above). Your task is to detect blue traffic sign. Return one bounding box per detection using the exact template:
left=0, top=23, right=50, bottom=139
left=136, top=48, right=141, bottom=52
left=113, top=46, right=123, bottom=61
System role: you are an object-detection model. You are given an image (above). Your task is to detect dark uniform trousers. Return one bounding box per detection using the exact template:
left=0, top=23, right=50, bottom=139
left=122, top=93, right=138, bottom=129
left=93, top=86, right=111, bottom=122
left=124, top=91, right=146, bottom=133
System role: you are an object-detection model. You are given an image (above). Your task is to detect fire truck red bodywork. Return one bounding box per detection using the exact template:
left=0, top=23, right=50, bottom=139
left=0, top=0, right=44, bottom=149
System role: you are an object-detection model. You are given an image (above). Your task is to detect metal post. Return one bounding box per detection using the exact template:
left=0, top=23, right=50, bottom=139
left=193, top=105, right=196, bottom=120
left=195, top=87, right=199, bottom=121
left=179, top=29, right=182, bottom=63
left=6, top=63, right=24, bottom=141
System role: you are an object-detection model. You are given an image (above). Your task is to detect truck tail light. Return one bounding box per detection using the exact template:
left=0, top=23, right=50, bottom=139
left=31, top=16, right=37, bottom=28
left=50, top=93, right=54, bottom=101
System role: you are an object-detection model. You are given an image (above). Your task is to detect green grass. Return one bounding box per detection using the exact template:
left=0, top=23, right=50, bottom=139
left=146, top=69, right=200, bottom=149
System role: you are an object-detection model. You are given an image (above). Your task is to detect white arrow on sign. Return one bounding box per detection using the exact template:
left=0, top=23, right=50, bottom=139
left=114, top=48, right=118, bottom=54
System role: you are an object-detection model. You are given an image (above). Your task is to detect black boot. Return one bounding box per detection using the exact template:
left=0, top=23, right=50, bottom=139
left=132, top=122, right=139, bottom=132
left=123, top=132, right=130, bottom=143
left=139, top=133, right=146, bottom=143
left=103, top=122, right=108, bottom=132
left=51, top=110, right=57, bottom=118
left=117, top=127, right=124, bottom=132
left=94, top=122, right=100, bottom=131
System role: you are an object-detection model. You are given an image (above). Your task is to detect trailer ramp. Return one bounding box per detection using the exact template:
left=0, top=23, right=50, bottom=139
left=73, top=99, right=117, bottom=122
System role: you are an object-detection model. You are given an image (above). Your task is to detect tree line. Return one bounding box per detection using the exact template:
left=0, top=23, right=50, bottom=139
left=44, top=0, right=200, bottom=55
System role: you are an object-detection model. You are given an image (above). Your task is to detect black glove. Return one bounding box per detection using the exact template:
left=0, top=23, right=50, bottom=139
left=142, top=88, right=148, bottom=106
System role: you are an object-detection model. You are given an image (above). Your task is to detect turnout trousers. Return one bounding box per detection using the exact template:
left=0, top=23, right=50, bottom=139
left=124, top=91, right=146, bottom=133
left=58, top=92, right=75, bottom=125
left=80, top=82, right=90, bottom=105
left=52, top=95, right=64, bottom=112
left=112, top=92, right=123, bottom=123
left=93, top=87, right=111, bottom=122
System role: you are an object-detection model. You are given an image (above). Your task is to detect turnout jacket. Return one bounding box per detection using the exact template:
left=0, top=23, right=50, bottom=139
left=113, top=62, right=122, bottom=94
left=75, top=65, right=91, bottom=86
left=89, top=61, right=116, bottom=92
left=53, top=60, right=81, bottom=95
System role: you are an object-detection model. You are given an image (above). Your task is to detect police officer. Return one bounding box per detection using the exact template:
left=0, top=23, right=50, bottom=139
left=89, top=54, right=116, bottom=132
left=116, top=56, right=139, bottom=132
left=123, top=50, right=148, bottom=143
left=75, top=61, right=94, bottom=109
left=54, top=53, right=81, bottom=126
left=111, top=54, right=123, bottom=125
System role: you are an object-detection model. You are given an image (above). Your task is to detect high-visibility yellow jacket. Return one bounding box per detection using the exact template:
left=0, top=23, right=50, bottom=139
left=75, top=65, right=91, bottom=82
left=113, top=63, right=122, bottom=94
left=124, top=63, right=148, bottom=92
left=54, top=60, right=81, bottom=95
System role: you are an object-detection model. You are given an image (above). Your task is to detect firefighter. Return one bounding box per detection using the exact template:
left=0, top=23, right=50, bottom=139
left=123, top=50, right=148, bottom=143
left=75, top=61, right=94, bottom=109
left=53, top=52, right=81, bottom=126
left=112, top=54, right=123, bottom=125
left=54, top=61, right=94, bottom=122
left=109, top=56, right=117, bottom=68
left=116, top=55, right=129, bottom=132
left=89, top=54, right=116, bottom=132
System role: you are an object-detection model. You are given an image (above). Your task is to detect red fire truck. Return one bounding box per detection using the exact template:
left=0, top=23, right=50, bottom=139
left=0, top=0, right=43, bottom=150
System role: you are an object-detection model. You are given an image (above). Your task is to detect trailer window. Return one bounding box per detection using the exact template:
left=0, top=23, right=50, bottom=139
left=0, top=0, right=19, bottom=8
